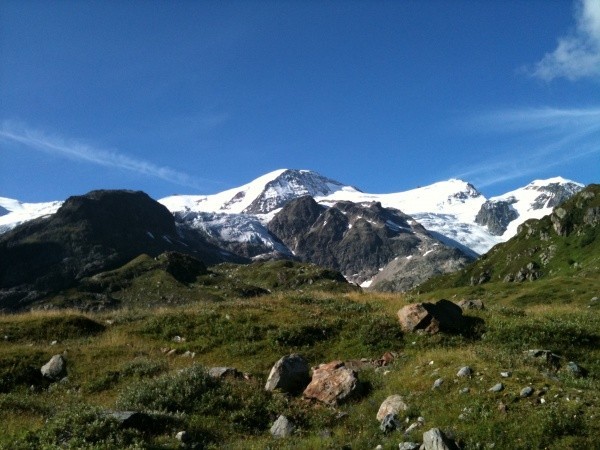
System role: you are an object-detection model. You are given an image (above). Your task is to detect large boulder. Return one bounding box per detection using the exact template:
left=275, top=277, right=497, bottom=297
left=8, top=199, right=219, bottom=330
left=303, top=361, right=359, bottom=405
left=41, top=354, right=67, bottom=381
left=397, top=299, right=465, bottom=334
left=264, top=354, right=310, bottom=394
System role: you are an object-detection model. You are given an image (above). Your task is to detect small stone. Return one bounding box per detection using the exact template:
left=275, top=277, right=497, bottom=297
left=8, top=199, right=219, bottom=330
left=380, top=414, right=401, bottom=433
left=181, top=350, right=195, bottom=358
left=375, top=445, right=383, bottom=450
left=565, top=361, right=586, bottom=378
left=166, top=349, right=177, bottom=356
left=520, top=386, right=534, bottom=398
left=404, top=421, right=421, bottom=434
left=172, top=335, right=186, bottom=342
left=176, top=430, right=191, bottom=443
left=489, top=383, right=504, bottom=393
left=433, top=378, right=444, bottom=389
left=41, top=354, right=67, bottom=381
left=457, top=366, right=472, bottom=377
left=376, top=395, right=408, bottom=422
left=208, top=367, right=241, bottom=379
left=498, top=402, right=507, bottom=414
left=50, top=340, right=58, bottom=346
left=460, top=387, right=470, bottom=395
left=422, top=427, right=458, bottom=450
left=270, top=415, right=294, bottom=438
left=398, top=443, right=420, bottom=450
left=500, top=371, right=512, bottom=378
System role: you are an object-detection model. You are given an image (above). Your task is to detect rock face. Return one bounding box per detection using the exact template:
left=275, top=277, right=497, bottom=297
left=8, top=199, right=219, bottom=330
left=264, top=354, right=310, bottom=394
left=41, top=354, right=67, bottom=380
left=376, top=395, right=408, bottom=422
left=303, top=361, right=359, bottom=405
left=422, top=428, right=459, bottom=450
left=475, top=199, right=518, bottom=235
left=397, top=299, right=465, bottom=334
left=269, top=197, right=474, bottom=287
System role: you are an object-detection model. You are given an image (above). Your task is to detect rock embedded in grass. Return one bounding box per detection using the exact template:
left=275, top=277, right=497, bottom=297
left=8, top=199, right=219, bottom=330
left=432, top=378, right=444, bottom=389
left=489, top=383, right=504, bottom=393
left=270, top=415, right=294, bottom=438
left=41, top=354, right=67, bottom=381
left=520, top=386, right=534, bottom=398
left=422, top=427, right=459, bottom=450
left=456, top=366, right=472, bottom=377
left=303, top=360, right=359, bottom=405
left=265, top=353, right=310, bottom=394
left=376, top=394, right=409, bottom=422
left=397, top=299, right=466, bottom=334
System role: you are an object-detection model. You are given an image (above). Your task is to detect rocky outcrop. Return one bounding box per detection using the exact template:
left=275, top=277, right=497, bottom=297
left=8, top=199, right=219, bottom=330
left=303, top=361, right=359, bottom=405
left=269, top=197, right=473, bottom=287
left=397, top=299, right=465, bottom=334
left=475, top=199, right=518, bottom=235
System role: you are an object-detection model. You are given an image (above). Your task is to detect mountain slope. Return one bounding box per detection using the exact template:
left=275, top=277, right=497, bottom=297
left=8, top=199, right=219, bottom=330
left=0, top=190, right=243, bottom=310
left=267, top=196, right=474, bottom=288
left=419, top=184, right=600, bottom=291
left=0, top=197, right=62, bottom=234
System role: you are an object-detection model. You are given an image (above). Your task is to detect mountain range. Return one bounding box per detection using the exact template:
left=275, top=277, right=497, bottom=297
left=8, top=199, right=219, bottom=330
left=0, top=169, right=584, bottom=305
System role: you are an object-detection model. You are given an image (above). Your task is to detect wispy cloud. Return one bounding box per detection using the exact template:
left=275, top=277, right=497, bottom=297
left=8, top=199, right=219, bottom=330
left=457, top=107, right=600, bottom=188
left=0, top=121, right=202, bottom=189
left=529, top=0, right=600, bottom=81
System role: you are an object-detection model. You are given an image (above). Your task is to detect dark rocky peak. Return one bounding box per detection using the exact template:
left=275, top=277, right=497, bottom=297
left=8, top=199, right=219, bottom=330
left=243, top=169, right=355, bottom=214
left=267, top=195, right=326, bottom=240
left=530, top=181, right=584, bottom=210
left=54, top=189, right=177, bottom=238
left=475, top=200, right=519, bottom=236
left=449, top=182, right=482, bottom=201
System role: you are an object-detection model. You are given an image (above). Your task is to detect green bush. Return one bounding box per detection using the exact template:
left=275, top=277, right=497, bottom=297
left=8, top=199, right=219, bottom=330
left=116, top=365, right=217, bottom=413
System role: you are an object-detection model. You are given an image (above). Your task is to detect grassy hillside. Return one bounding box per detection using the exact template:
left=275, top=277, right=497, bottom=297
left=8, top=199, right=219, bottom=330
left=1, top=284, right=598, bottom=449
left=419, top=184, right=599, bottom=293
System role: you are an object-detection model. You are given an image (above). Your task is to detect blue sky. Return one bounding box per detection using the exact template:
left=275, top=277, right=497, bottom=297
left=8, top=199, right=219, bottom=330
left=1, top=0, right=599, bottom=202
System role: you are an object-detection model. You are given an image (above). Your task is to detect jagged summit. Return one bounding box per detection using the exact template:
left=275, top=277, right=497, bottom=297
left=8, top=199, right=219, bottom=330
left=159, top=169, right=358, bottom=216
left=476, top=177, right=584, bottom=238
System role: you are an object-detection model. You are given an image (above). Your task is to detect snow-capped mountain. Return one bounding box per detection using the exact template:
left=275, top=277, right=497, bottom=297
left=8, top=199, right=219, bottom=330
left=0, top=197, right=62, bottom=234
left=475, top=177, right=584, bottom=239
left=0, top=170, right=585, bottom=259
left=160, top=169, right=360, bottom=217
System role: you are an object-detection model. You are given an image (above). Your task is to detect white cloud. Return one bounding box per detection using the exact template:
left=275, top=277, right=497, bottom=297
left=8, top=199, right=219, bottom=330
left=0, top=121, right=201, bottom=188
left=458, top=107, right=600, bottom=188
left=531, top=0, right=600, bottom=81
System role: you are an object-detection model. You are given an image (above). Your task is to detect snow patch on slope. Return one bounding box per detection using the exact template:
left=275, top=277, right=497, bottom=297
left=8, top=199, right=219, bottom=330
left=0, top=197, right=62, bottom=233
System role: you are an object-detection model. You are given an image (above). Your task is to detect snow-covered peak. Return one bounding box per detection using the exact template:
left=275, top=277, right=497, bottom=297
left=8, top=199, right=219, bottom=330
left=159, top=169, right=358, bottom=215
left=0, top=197, right=63, bottom=233
left=486, top=176, right=584, bottom=238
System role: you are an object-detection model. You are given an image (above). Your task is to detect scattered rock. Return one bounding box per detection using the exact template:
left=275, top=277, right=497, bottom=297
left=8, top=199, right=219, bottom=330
left=166, top=349, right=177, bottom=356
left=41, top=354, right=67, bottom=381
left=422, top=427, right=459, bottom=450
left=377, top=395, right=409, bottom=422
left=106, top=411, right=153, bottom=430
left=303, top=361, right=359, bottom=405
left=433, top=378, right=444, bottom=389
left=172, top=335, right=186, bottom=343
left=265, top=354, right=310, bottom=394
left=498, top=402, right=508, bottom=414
left=380, top=413, right=401, bottom=433
left=520, top=386, right=534, bottom=398
left=399, top=443, right=420, bottom=450
left=404, top=421, right=422, bottom=435
left=524, top=349, right=561, bottom=370
left=564, top=361, right=587, bottom=378
left=489, top=383, right=504, bottom=393
left=456, top=366, right=472, bottom=377
left=500, top=371, right=512, bottom=378
left=459, top=387, right=470, bottom=395
left=208, top=367, right=242, bottom=379
left=270, top=414, right=294, bottom=438
left=181, top=350, right=195, bottom=358
left=175, top=430, right=191, bottom=443
left=397, top=299, right=465, bottom=334
left=457, top=299, right=485, bottom=310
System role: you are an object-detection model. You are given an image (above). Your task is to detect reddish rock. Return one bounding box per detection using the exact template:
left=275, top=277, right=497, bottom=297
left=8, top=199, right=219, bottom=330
left=303, top=361, right=359, bottom=405
left=397, top=299, right=465, bottom=334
